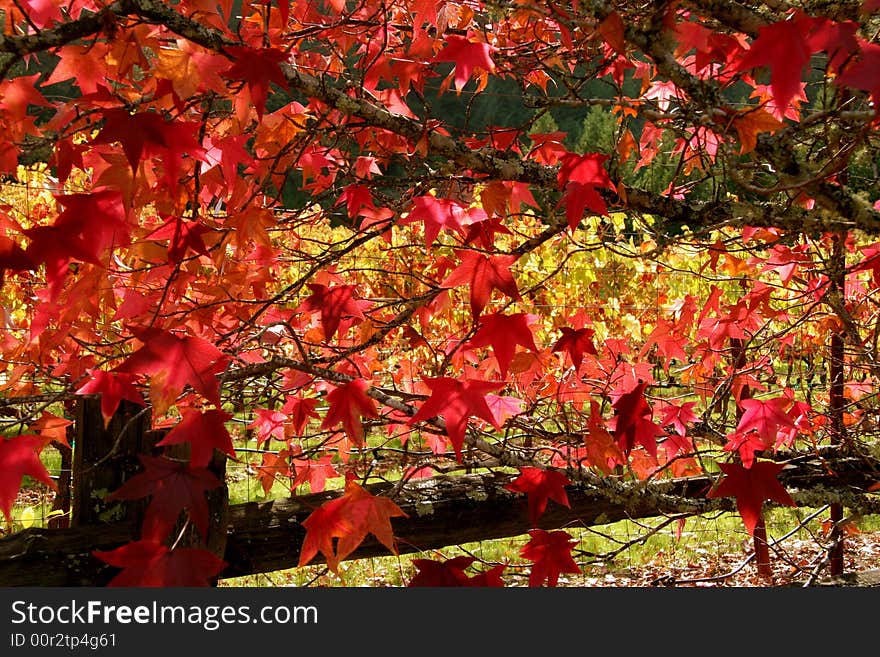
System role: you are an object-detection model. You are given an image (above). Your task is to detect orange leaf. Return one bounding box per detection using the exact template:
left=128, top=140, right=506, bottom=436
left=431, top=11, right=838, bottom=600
left=28, top=411, right=73, bottom=447
left=732, top=109, right=784, bottom=154
left=299, top=481, right=407, bottom=573
left=616, top=128, right=637, bottom=164
left=585, top=402, right=625, bottom=474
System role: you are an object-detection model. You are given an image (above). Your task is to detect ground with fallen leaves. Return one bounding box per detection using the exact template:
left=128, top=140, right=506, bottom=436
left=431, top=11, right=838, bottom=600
left=581, top=530, right=880, bottom=587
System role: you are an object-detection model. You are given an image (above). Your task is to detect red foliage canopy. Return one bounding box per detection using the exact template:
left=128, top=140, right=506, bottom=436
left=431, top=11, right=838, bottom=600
left=0, top=0, right=877, bottom=587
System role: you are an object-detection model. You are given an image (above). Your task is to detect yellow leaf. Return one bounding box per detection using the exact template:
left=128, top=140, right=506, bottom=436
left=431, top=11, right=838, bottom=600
left=155, top=46, right=202, bottom=99
left=19, top=506, right=35, bottom=529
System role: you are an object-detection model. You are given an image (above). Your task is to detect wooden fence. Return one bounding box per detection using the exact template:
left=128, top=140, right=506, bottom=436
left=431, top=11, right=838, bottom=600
left=0, top=396, right=878, bottom=586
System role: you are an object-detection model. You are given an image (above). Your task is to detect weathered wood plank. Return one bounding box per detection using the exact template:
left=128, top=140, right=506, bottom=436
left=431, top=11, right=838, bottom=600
left=819, top=569, right=880, bottom=587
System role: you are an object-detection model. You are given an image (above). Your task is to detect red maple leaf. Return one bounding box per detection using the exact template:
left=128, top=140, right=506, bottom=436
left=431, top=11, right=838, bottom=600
left=506, top=467, right=571, bottom=526
left=0, top=235, right=35, bottom=282
left=23, top=191, right=129, bottom=296
left=707, top=461, right=796, bottom=535
left=528, top=131, right=567, bottom=165
left=75, top=369, right=145, bottom=427
left=222, top=46, right=289, bottom=119
left=440, top=250, right=521, bottom=320
left=282, top=395, right=321, bottom=434
left=255, top=450, right=290, bottom=496
left=556, top=152, right=613, bottom=229
left=51, top=191, right=130, bottom=256
left=45, top=44, right=109, bottom=94
left=674, top=19, right=744, bottom=72
left=520, top=529, right=581, bottom=587
left=93, top=540, right=226, bottom=587
left=656, top=400, right=698, bottom=438
left=408, top=556, right=506, bottom=587
left=399, top=196, right=466, bottom=247
left=558, top=150, right=614, bottom=184
left=0, top=435, right=56, bottom=525
left=336, top=184, right=377, bottom=218
left=248, top=408, right=289, bottom=446
left=598, top=10, right=626, bottom=54
left=157, top=408, right=236, bottom=467
left=780, top=395, right=816, bottom=446
left=838, top=42, right=880, bottom=104
left=113, top=328, right=228, bottom=414
left=559, top=183, right=610, bottom=229
left=736, top=397, right=796, bottom=443
left=696, top=312, right=747, bottom=351
left=485, top=394, right=525, bottom=426
left=297, top=497, right=349, bottom=573
left=204, top=133, right=255, bottom=188
left=466, top=312, right=538, bottom=378
left=408, top=556, right=477, bottom=586
left=466, top=564, right=507, bottom=587
left=609, top=381, right=663, bottom=458
left=463, top=210, right=514, bottom=248
left=16, top=0, right=61, bottom=28
left=94, top=109, right=208, bottom=182
left=321, top=378, right=379, bottom=446
left=299, top=481, right=407, bottom=573
left=408, top=377, right=502, bottom=460
left=0, top=73, right=50, bottom=121
left=853, top=241, right=880, bottom=288
left=723, top=430, right=769, bottom=469
left=432, top=35, right=495, bottom=90
left=806, top=19, right=859, bottom=74
left=108, top=455, right=221, bottom=541
left=638, top=319, right=688, bottom=370
left=734, top=16, right=822, bottom=112
left=552, top=326, right=597, bottom=370
left=145, top=217, right=211, bottom=263
left=297, top=283, right=372, bottom=341
left=291, top=453, right=338, bottom=493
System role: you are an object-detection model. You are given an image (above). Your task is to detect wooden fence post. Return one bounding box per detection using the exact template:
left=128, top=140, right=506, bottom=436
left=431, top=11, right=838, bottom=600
left=828, top=234, right=847, bottom=576
left=71, top=397, right=152, bottom=527
left=47, top=398, right=74, bottom=529
left=67, top=397, right=230, bottom=585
